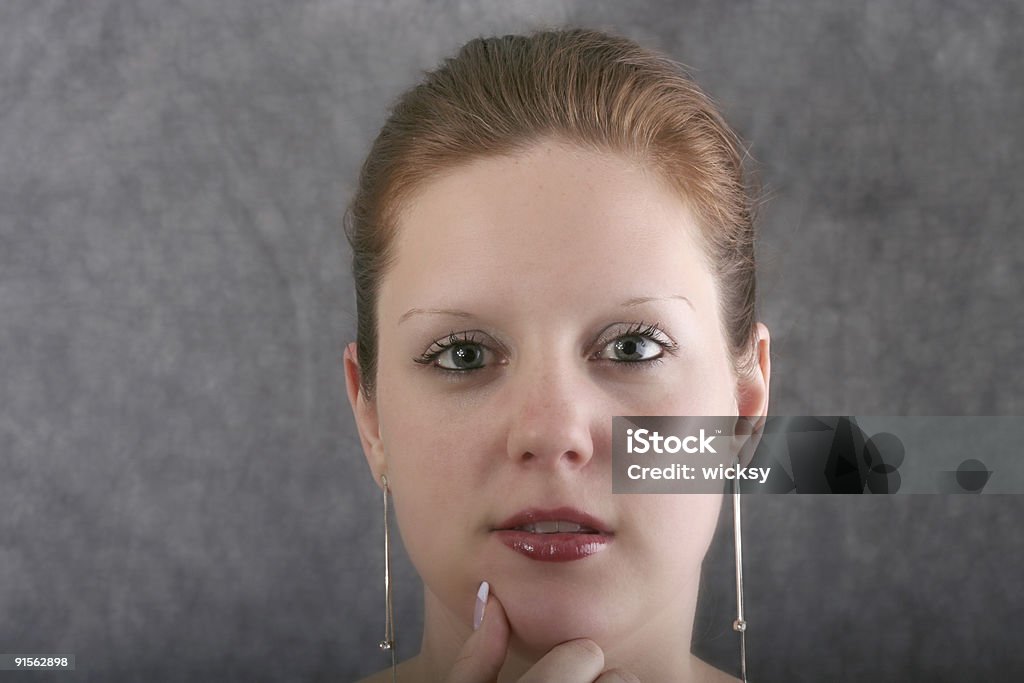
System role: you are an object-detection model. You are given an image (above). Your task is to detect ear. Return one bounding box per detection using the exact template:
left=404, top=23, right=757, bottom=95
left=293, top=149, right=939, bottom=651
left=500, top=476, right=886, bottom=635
left=733, top=323, right=771, bottom=466
left=343, top=341, right=387, bottom=487
left=736, top=322, right=771, bottom=422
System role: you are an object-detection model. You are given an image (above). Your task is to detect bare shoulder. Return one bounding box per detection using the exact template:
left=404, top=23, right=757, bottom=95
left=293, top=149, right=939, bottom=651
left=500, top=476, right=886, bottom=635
left=692, top=656, right=743, bottom=683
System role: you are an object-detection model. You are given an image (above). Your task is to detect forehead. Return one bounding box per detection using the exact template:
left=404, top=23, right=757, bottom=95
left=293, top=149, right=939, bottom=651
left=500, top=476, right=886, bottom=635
left=381, top=140, right=714, bottom=317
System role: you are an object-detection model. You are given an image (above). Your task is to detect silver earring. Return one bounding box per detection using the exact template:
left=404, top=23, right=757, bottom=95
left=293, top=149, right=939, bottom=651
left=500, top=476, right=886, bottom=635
left=378, top=474, right=397, bottom=682
left=732, top=478, right=748, bottom=682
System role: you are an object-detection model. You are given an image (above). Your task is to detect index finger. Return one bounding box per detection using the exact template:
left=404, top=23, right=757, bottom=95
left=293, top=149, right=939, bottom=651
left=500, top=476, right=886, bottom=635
left=444, top=583, right=510, bottom=683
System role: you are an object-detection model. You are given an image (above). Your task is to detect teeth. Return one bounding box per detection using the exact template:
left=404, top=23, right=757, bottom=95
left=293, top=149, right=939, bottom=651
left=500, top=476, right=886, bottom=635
left=516, top=520, right=591, bottom=533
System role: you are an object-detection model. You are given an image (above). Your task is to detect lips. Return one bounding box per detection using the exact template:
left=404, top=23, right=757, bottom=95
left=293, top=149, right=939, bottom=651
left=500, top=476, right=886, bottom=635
left=494, top=507, right=612, bottom=534
left=492, top=507, right=613, bottom=562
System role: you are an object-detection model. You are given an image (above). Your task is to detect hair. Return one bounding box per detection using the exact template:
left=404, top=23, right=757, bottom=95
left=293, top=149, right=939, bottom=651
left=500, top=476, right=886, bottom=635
left=345, top=26, right=761, bottom=400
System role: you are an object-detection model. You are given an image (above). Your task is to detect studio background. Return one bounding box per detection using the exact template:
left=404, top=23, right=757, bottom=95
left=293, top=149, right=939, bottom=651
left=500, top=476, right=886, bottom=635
left=2, top=1, right=1022, bottom=681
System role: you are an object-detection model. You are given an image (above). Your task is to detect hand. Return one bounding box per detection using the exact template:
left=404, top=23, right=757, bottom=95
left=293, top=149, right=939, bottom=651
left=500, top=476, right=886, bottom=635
left=444, top=583, right=639, bottom=683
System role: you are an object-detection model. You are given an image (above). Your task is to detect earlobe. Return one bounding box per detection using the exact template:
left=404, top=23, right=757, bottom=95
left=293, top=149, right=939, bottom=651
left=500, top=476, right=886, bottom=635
left=343, top=342, right=387, bottom=482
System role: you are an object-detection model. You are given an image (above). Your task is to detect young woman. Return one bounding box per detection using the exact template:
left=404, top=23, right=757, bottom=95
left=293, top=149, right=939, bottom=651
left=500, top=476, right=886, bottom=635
left=343, top=27, right=771, bottom=682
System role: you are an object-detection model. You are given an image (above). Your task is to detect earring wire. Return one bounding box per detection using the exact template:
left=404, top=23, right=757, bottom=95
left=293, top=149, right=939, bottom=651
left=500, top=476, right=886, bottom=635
left=378, top=474, right=397, bottom=682
left=732, top=478, right=748, bottom=682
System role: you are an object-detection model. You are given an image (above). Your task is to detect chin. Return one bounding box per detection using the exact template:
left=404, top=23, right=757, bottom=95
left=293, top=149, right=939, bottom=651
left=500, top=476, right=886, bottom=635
left=496, top=578, right=621, bottom=658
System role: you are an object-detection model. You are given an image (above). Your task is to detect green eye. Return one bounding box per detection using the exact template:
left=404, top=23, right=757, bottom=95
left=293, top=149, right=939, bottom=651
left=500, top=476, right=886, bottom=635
left=414, top=331, right=494, bottom=372
left=436, top=343, right=487, bottom=370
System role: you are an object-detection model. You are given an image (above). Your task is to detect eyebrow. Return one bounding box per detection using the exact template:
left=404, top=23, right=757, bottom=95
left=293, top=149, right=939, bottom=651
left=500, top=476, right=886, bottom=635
left=397, top=295, right=693, bottom=325
left=398, top=308, right=476, bottom=325
left=620, top=294, right=695, bottom=310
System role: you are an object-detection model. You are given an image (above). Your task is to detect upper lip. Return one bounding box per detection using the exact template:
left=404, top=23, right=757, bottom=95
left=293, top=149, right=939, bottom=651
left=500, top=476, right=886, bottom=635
left=493, top=506, right=613, bottom=535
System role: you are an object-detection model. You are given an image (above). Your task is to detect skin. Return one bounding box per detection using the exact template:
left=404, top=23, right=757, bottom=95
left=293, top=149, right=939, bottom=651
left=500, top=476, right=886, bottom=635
left=345, top=138, right=771, bottom=682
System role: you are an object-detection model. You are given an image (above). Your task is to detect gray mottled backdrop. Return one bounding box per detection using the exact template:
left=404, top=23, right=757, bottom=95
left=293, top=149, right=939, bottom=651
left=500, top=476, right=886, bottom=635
left=2, top=1, right=1022, bottom=681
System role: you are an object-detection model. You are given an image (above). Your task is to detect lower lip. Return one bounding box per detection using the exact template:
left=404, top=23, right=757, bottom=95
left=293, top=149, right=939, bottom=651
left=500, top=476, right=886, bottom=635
left=493, top=530, right=612, bottom=562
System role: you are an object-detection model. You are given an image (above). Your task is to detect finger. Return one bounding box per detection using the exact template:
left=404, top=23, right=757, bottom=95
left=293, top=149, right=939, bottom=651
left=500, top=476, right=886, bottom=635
left=517, top=638, right=605, bottom=683
left=444, top=581, right=510, bottom=683
left=594, top=669, right=641, bottom=683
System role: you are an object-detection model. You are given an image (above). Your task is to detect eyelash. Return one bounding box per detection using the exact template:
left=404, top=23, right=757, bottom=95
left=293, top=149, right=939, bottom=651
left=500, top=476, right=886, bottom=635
left=413, top=330, right=490, bottom=369
left=595, top=321, right=678, bottom=371
left=413, top=322, right=678, bottom=375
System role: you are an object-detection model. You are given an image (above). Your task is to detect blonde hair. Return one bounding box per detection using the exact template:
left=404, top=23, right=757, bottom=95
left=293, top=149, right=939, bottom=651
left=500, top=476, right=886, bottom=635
left=345, top=27, right=760, bottom=398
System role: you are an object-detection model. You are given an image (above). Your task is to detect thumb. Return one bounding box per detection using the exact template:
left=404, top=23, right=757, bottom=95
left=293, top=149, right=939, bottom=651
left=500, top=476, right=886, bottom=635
left=444, top=581, right=510, bottom=683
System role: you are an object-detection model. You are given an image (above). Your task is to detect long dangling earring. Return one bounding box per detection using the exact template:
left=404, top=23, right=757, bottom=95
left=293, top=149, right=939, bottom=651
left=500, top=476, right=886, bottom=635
left=732, top=478, right=748, bottom=683
left=378, top=474, right=397, bottom=682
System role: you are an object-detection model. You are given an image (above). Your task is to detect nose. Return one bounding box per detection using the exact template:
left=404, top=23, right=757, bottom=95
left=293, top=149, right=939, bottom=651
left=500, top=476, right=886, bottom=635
left=503, top=355, right=597, bottom=470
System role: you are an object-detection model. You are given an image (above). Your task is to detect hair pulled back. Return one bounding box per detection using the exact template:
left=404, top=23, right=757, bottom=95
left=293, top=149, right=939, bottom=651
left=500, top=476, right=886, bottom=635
left=345, top=27, right=760, bottom=399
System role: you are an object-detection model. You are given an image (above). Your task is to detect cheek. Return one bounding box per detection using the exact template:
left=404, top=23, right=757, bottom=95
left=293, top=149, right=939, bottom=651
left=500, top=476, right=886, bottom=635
left=377, top=383, right=490, bottom=488
left=375, top=380, right=489, bottom=580
left=379, top=396, right=473, bottom=513
left=625, top=359, right=737, bottom=416
left=629, top=494, right=723, bottom=581
left=385, top=439, right=480, bottom=609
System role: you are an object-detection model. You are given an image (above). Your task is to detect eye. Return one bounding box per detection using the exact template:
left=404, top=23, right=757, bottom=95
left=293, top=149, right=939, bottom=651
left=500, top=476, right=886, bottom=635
left=598, top=335, right=662, bottom=362
left=414, top=330, right=496, bottom=373
left=593, top=322, right=678, bottom=364
left=436, top=342, right=487, bottom=370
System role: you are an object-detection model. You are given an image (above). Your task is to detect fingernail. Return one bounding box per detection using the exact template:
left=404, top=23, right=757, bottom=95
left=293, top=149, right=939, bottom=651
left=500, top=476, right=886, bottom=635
left=473, top=580, right=489, bottom=630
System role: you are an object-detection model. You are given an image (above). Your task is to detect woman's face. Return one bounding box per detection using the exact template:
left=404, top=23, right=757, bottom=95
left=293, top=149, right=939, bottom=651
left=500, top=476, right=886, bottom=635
left=348, top=139, right=769, bottom=656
